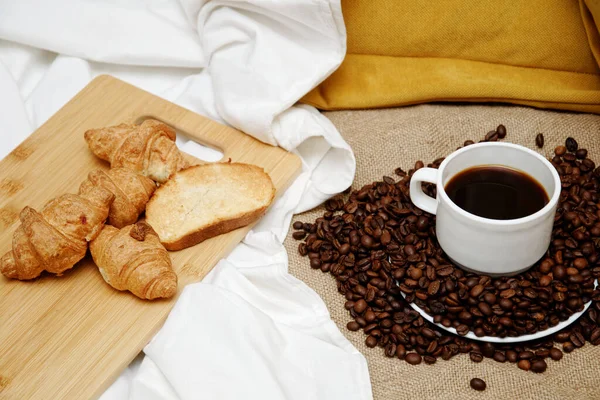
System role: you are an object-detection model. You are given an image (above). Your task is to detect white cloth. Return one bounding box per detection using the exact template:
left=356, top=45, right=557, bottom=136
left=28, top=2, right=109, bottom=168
left=0, top=1, right=372, bottom=399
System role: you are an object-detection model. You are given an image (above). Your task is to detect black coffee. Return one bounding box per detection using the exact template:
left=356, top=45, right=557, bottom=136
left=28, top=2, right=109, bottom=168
left=444, top=165, right=548, bottom=220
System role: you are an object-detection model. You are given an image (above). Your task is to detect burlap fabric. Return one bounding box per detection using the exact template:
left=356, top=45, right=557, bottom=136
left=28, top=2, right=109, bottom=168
left=286, top=104, right=600, bottom=400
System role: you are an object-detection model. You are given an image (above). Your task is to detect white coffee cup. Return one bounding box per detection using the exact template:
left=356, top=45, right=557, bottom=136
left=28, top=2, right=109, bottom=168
left=409, top=142, right=561, bottom=276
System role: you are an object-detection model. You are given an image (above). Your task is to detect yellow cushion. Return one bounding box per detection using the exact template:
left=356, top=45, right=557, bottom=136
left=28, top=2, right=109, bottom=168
left=302, top=0, right=600, bottom=113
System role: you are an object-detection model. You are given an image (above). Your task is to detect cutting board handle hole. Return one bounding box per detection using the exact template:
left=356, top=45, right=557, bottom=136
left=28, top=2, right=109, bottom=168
left=135, top=116, right=224, bottom=162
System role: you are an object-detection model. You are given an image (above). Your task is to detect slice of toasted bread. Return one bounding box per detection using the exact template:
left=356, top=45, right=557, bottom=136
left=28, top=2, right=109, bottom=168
left=145, top=162, right=275, bottom=251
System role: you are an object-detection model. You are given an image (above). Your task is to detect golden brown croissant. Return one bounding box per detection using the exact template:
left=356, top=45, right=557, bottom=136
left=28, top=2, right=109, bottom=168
left=84, top=119, right=189, bottom=183
left=90, top=221, right=177, bottom=300
left=79, top=168, right=156, bottom=228
left=0, top=185, right=114, bottom=280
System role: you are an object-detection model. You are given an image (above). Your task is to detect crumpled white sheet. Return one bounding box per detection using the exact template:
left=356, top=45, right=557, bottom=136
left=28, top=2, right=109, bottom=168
left=0, top=1, right=372, bottom=399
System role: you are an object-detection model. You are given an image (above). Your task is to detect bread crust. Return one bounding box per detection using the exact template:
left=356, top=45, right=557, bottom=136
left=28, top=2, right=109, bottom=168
left=161, top=205, right=269, bottom=251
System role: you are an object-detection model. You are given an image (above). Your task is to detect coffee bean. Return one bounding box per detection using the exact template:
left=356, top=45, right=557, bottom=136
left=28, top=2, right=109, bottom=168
left=364, top=309, right=376, bottom=322
left=380, top=230, right=391, bottom=245
left=470, top=284, right=484, bottom=298
left=379, top=319, right=394, bottom=329
left=531, top=359, right=547, bottom=373
left=483, top=292, right=497, bottom=304
left=293, top=231, right=307, bottom=240
left=566, top=137, right=578, bottom=152
left=365, top=335, right=377, bottom=348
left=405, top=353, right=422, bottom=365
left=464, top=140, right=475, bottom=146
left=539, top=275, right=552, bottom=287
left=347, top=321, right=360, bottom=331
left=485, top=130, right=498, bottom=141
left=518, top=359, right=531, bottom=371
left=428, top=280, right=440, bottom=296
left=565, top=154, right=577, bottom=163
left=576, top=149, right=588, bottom=159
left=496, top=124, right=507, bottom=138
left=365, top=288, right=376, bottom=303
left=555, top=145, right=567, bottom=156
left=310, top=258, right=321, bottom=269
left=339, top=243, right=351, bottom=255
left=500, top=289, right=516, bottom=299
left=568, top=274, right=584, bottom=284
left=574, top=257, right=588, bottom=269
left=421, top=327, right=437, bottom=340
left=470, top=378, right=486, bottom=391
left=470, top=352, right=483, bottom=363
left=482, top=343, right=495, bottom=358
left=563, top=342, right=575, bottom=353
left=552, top=265, right=567, bottom=280
left=493, top=351, right=506, bottom=363
left=535, top=349, right=550, bottom=359
left=396, top=344, right=407, bottom=359
left=478, top=302, right=493, bottom=316
left=499, top=298, right=513, bottom=311
left=408, top=266, right=422, bottom=280
left=535, top=133, right=544, bottom=148
left=353, top=299, right=368, bottom=314
left=456, top=324, right=469, bottom=336
left=364, top=323, right=378, bottom=334
left=385, top=343, right=397, bottom=357
left=293, top=221, right=304, bottom=230
left=523, top=288, right=537, bottom=299
left=550, top=348, right=563, bottom=361
left=570, top=332, right=585, bottom=347
left=436, top=265, right=453, bottom=276
left=422, top=355, right=435, bottom=364
left=590, top=328, right=600, bottom=345
left=298, top=243, right=308, bottom=256
left=519, top=351, right=534, bottom=360
left=361, top=235, right=374, bottom=248
left=506, top=350, right=518, bottom=363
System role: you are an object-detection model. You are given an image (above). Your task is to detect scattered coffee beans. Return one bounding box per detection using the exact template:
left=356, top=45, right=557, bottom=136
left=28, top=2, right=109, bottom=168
left=536, top=133, right=544, bottom=148
left=566, top=137, right=578, bottom=152
left=496, top=124, right=507, bottom=139
left=295, top=132, right=600, bottom=372
left=470, top=378, right=486, bottom=391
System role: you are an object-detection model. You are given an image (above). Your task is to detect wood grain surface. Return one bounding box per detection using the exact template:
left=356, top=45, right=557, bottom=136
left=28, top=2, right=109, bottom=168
left=0, top=75, right=302, bottom=399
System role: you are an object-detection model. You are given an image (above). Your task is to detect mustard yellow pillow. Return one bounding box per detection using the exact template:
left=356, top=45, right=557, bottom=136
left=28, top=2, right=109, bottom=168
left=303, top=0, right=600, bottom=113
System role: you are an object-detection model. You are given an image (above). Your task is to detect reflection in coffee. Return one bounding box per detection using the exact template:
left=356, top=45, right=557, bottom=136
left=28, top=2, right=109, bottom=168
left=444, top=165, right=549, bottom=220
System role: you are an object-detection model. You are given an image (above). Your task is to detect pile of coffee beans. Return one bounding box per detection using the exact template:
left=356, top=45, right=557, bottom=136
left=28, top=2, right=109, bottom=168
left=294, top=128, right=600, bottom=372
left=395, top=135, right=597, bottom=338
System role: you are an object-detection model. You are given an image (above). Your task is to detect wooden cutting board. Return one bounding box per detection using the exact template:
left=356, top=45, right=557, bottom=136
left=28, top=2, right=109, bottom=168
left=0, top=75, right=302, bottom=399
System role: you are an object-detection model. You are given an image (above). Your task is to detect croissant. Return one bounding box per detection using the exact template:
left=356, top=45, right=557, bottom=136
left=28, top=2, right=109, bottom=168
left=90, top=221, right=177, bottom=300
left=79, top=168, right=156, bottom=228
left=0, top=185, right=114, bottom=280
left=84, top=119, right=189, bottom=183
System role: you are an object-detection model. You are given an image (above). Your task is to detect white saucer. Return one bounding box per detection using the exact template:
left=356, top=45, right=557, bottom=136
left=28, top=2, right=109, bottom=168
left=399, top=280, right=597, bottom=343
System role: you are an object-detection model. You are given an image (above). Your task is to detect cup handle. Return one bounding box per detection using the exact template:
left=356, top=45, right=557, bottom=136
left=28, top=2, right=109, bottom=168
left=409, top=168, right=439, bottom=215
